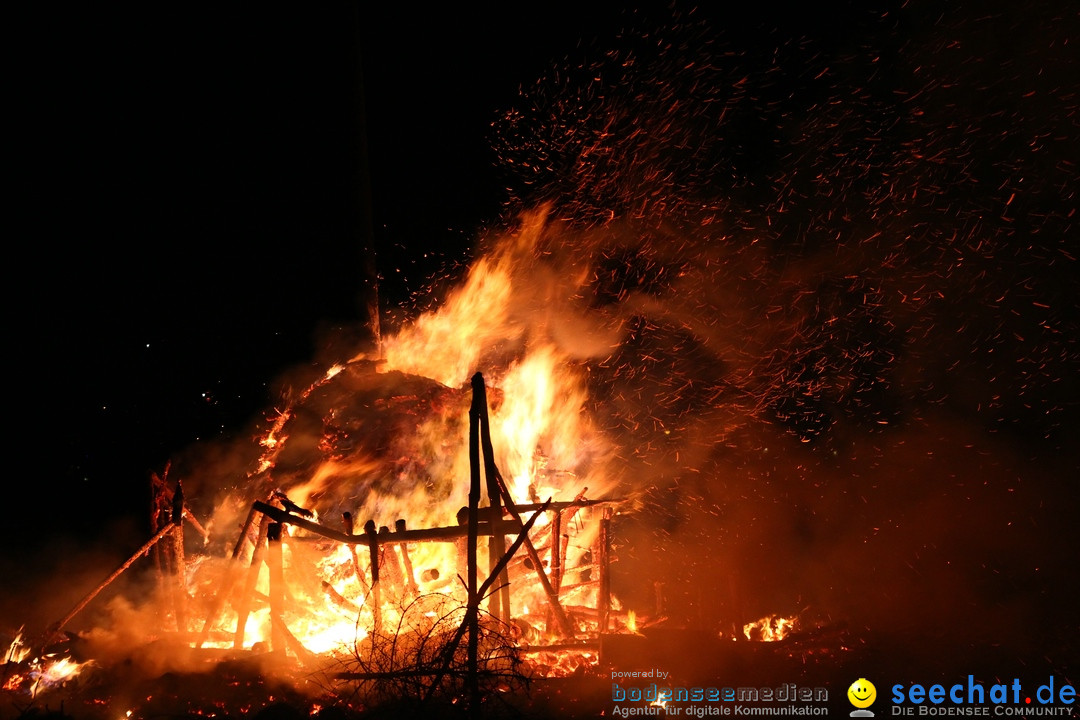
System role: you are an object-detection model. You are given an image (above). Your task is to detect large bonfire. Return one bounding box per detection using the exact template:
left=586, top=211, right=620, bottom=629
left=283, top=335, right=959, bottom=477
left=194, top=207, right=624, bottom=660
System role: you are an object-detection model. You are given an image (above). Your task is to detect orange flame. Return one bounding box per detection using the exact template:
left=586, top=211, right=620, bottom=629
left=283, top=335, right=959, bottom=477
left=742, top=614, right=797, bottom=642
left=4, top=628, right=29, bottom=665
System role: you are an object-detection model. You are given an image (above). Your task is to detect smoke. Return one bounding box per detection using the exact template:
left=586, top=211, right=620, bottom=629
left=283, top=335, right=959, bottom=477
left=0, top=518, right=146, bottom=634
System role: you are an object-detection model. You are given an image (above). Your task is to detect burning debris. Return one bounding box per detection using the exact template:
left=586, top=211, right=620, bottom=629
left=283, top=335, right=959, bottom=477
left=742, top=615, right=796, bottom=643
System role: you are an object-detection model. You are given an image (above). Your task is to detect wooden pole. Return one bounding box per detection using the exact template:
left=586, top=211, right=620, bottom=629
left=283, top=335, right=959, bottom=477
left=378, top=525, right=405, bottom=593
left=194, top=504, right=260, bottom=649
left=551, top=510, right=563, bottom=592
left=548, top=509, right=563, bottom=633
left=233, top=515, right=270, bottom=649
left=348, top=2, right=381, bottom=354
left=342, top=511, right=368, bottom=591
left=270, top=614, right=316, bottom=666
left=150, top=471, right=166, bottom=595
left=48, top=523, right=176, bottom=643
left=322, top=581, right=360, bottom=614
left=558, top=532, right=570, bottom=591
left=267, top=523, right=286, bottom=654
left=598, top=507, right=612, bottom=633
left=170, top=482, right=188, bottom=634
left=230, top=504, right=260, bottom=559
left=395, top=519, right=418, bottom=595
left=558, top=487, right=591, bottom=590
left=466, top=373, right=482, bottom=713
left=364, top=520, right=381, bottom=629
left=470, top=372, right=573, bottom=636
left=184, top=511, right=211, bottom=544
left=472, top=373, right=510, bottom=623
left=422, top=499, right=551, bottom=708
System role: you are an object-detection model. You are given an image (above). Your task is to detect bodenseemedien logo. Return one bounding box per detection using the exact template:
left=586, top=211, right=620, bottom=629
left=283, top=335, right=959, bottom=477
left=609, top=679, right=829, bottom=716
left=849, top=678, right=877, bottom=717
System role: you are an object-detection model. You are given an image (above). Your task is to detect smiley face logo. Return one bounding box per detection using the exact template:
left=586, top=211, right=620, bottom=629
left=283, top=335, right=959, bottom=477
left=848, top=678, right=877, bottom=709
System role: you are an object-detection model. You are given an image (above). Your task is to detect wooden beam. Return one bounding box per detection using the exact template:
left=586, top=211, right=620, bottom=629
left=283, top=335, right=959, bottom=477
left=598, top=507, right=612, bottom=633
left=250, top=501, right=521, bottom=545
left=364, top=519, right=381, bottom=627
left=48, top=523, right=176, bottom=644
left=267, top=523, right=286, bottom=654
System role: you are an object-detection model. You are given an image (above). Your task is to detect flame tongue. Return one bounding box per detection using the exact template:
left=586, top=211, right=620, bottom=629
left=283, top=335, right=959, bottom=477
left=4, top=629, right=29, bottom=665
left=2, top=652, right=92, bottom=696
left=743, top=614, right=797, bottom=642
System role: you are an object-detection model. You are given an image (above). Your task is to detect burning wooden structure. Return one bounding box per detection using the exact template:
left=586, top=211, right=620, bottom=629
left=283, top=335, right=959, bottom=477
left=188, top=372, right=619, bottom=664
left=5, top=370, right=624, bottom=714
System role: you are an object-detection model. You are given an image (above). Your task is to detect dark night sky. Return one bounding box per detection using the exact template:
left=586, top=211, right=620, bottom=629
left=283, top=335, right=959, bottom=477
left=5, top=0, right=1077, bottom=592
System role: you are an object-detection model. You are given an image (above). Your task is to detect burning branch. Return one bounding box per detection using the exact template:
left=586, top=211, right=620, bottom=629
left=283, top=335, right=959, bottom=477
left=333, top=593, right=527, bottom=711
